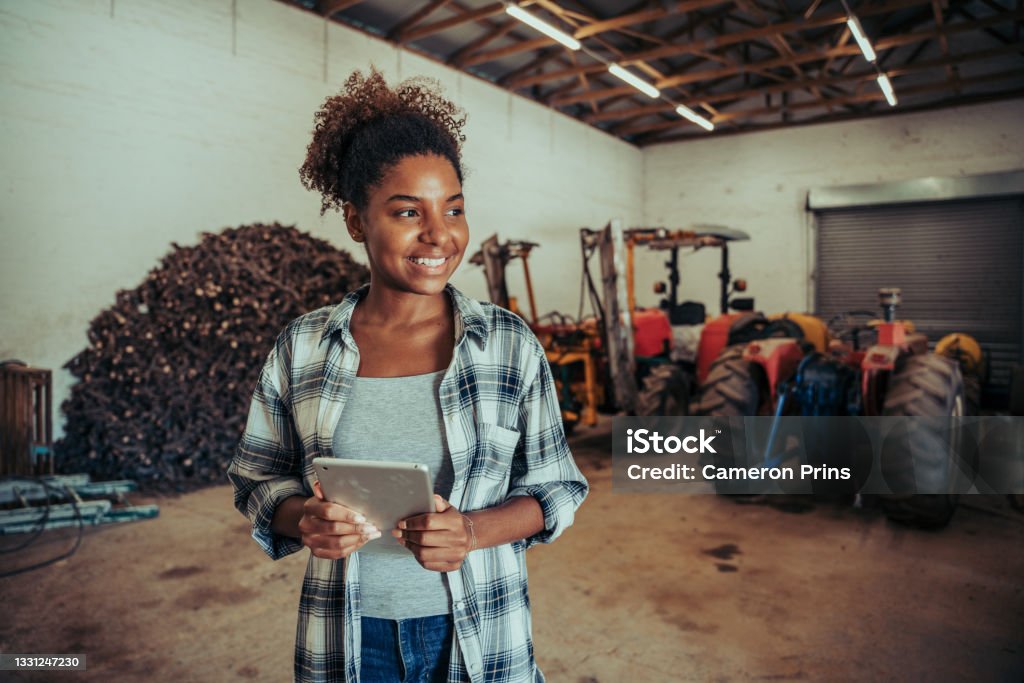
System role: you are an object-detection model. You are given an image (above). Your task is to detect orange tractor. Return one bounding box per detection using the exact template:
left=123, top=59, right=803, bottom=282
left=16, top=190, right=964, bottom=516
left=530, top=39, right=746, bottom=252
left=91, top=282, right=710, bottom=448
left=697, top=287, right=984, bottom=527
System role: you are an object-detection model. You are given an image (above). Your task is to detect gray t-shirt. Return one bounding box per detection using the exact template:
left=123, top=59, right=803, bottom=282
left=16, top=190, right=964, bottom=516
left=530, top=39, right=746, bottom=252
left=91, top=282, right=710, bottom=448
left=332, top=370, right=455, bottom=619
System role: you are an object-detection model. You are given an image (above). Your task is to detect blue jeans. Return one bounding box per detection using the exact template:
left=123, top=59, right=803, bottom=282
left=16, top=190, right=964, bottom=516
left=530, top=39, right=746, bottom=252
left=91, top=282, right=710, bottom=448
left=360, top=614, right=454, bottom=683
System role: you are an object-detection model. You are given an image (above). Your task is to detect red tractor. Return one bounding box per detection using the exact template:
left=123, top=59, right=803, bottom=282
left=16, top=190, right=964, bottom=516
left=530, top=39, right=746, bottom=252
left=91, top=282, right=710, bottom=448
left=697, top=287, right=983, bottom=528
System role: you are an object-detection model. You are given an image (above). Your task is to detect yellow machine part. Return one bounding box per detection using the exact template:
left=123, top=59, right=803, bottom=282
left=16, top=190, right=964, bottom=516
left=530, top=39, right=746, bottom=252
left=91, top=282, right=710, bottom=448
left=545, top=346, right=602, bottom=428
left=767, top=312, right=830, bottom=353
left=935, top=333, right=984, bottom=377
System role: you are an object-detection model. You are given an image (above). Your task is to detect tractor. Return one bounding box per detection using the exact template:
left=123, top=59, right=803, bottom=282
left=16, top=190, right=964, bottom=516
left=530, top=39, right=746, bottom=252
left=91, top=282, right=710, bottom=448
left=470, top=234, right=604, bottom=433
left=579, top=221, right=756, bottom=419
left=696, top=287, right=984, bottom=528
left=470, top=219, right=762, bottom=431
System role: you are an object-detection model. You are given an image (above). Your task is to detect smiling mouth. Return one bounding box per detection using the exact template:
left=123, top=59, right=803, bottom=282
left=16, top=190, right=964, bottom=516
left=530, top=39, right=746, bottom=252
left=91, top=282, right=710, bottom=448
left=408, top=256, right=448, bottom=267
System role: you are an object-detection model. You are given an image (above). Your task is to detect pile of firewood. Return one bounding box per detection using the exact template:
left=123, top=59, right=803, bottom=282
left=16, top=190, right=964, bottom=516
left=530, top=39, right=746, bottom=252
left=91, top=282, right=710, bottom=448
left=55, top=223, right=369, bottom=492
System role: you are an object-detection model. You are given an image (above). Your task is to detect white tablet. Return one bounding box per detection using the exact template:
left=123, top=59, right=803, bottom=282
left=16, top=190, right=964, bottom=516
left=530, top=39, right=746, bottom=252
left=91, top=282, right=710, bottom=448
left=311, top=457, right=435, bottom=556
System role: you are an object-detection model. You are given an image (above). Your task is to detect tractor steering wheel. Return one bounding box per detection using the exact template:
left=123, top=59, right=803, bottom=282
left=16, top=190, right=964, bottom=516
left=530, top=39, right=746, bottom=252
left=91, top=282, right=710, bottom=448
left=827, top=310, right=878, bottom=351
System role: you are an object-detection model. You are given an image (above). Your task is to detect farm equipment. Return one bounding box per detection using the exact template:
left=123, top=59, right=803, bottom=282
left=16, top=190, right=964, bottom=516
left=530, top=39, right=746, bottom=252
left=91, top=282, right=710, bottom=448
left=470, top=219, right=757, bottom=430
left=470, top=235, right=603, bottom=433
left=697, top=287, right=984, bottom=528
left=579, top=220, right=757, bottom=418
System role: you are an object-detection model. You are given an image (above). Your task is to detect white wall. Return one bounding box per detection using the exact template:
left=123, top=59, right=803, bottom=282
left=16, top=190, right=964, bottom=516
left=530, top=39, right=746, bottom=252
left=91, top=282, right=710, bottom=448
left=0, top=0, right=643, bottom=437
left=641, top=99, right=1024, bottom=317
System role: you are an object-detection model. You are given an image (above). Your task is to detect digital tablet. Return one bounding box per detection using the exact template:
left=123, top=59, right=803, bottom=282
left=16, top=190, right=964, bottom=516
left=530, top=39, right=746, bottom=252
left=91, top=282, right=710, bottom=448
left=311, top=457, right=435, bottom=556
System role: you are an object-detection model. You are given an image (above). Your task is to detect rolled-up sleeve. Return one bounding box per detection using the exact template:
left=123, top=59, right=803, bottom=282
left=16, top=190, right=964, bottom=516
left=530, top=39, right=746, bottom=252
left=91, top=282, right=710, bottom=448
left=227, top=331, right=308, bottom=560
left=507, top=343, right=589, bottom=549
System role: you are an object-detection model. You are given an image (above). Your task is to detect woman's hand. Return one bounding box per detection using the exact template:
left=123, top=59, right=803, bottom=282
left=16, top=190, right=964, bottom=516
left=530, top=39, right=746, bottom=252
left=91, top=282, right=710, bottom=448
left=394, top=495, right=474, bottom=572
left=299, top=480, right=380, bottom=560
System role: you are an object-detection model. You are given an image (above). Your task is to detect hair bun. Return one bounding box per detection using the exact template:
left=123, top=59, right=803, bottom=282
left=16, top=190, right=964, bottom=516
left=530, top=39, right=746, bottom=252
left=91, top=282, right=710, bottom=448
left=299, top=67, right=467, bottom=215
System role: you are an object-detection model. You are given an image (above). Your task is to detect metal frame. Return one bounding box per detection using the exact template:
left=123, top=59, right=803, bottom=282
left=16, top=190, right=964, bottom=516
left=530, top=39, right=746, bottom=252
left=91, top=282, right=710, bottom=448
left=582, top=219, right=639, bottom=413
left=807, top=170, right=1024, bottom=210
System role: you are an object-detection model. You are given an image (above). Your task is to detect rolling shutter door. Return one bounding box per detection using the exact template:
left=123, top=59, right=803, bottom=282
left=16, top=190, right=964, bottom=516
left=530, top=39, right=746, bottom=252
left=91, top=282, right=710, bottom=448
left=815, top=197, right=1024, bottom=396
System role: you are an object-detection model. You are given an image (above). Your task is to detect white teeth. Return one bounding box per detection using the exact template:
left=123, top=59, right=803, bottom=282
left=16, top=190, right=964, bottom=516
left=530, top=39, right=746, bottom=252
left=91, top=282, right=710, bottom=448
left=410, top=257, right=446, bottom=267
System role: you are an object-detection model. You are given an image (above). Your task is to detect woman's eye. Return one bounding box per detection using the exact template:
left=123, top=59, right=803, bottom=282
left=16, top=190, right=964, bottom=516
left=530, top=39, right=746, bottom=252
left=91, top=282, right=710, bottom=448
left=447, top=207, right=464, bottom=216
left=396, top=209, right=418, bottom=218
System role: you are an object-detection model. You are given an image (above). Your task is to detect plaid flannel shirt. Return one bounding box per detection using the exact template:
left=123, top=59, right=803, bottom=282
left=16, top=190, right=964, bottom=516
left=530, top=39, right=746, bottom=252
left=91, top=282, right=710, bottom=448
left=227, top=283, right=589, bottom=683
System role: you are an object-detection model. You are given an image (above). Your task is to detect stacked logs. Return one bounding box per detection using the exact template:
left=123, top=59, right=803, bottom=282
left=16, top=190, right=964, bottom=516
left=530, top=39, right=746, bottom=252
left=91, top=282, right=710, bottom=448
left=54, top=223, right=369, bottom=492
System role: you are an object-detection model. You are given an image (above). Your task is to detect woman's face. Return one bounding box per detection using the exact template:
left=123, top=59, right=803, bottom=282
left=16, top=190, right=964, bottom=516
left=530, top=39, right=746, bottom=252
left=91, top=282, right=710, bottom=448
left=346, top=154, right=468, bottom=298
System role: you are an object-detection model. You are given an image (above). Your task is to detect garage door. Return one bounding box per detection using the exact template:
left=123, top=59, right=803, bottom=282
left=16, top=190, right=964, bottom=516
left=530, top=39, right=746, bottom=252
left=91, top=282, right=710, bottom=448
left=814, top=197, right=1024, bottom=400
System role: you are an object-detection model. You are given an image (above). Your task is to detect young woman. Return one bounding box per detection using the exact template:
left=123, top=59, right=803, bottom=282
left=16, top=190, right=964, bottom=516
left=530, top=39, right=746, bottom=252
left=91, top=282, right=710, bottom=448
left=227, top=68, right=589, bottom=683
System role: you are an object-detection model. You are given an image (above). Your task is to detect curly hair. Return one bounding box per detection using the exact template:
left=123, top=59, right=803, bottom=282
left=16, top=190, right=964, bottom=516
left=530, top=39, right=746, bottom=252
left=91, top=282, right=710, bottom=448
left=299, top=67, right=467, bottom=215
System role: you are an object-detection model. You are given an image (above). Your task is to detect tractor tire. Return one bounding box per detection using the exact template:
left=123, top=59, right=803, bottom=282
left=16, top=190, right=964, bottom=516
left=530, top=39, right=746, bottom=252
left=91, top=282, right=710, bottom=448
left=696, top=345, right=765, bottom=496
left=879, top=354, right=966, bottom=529
left=697, top=345, right=762, bottom=416
left=637, top=364, right=691, bottom=416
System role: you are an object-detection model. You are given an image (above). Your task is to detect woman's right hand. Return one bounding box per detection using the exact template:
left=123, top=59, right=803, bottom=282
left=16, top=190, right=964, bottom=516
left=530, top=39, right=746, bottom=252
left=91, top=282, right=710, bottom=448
left=299, top=480, right=380, bottom=560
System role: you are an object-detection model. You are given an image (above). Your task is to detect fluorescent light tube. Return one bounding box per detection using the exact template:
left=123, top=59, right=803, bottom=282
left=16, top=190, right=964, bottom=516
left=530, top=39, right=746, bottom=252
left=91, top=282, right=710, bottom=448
left=877, top=74, right=897, bottom=107
left=675, top=105, right=714, bottom=131
left=847, top=16, right=876, bottom=62
left=505, top=4, right=581, bottom=50
left=608, top=64, right=660, bottom=98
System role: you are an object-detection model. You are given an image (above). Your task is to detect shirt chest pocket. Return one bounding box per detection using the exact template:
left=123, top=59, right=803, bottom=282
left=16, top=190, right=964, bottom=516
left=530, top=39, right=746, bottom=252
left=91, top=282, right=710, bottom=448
left=473, top=422, right=521, bottom=482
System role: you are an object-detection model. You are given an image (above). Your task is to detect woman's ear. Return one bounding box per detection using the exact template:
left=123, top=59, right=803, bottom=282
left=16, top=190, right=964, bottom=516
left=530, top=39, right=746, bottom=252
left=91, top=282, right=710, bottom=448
left=342, top=202, right=364, bottom=243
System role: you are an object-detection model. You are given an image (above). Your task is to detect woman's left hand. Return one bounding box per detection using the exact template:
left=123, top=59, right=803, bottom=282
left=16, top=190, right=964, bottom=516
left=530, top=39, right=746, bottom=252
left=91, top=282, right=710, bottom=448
left=394, top=495, right=473, bottom=572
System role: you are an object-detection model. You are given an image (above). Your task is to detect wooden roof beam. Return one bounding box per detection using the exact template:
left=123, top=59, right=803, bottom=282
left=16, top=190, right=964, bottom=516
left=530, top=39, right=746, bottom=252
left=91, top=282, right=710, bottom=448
left=317, top=0, right=368, bottom=18
left=582, top=44, right=1024, bottom=123
left=467, top=0, right=732, bottom=62
left=573, top=0, right=731, bottom=39
left=505, top=0, right=946, bottom=92
left=461, top=37, right=552, bottom=67
left=448, top=20, right=518, bottom=65
left=501, top=8, right=736, bottom=90
left=447, top=0, right=579, bottom=77
left=615, top=68, right=1024, bottom=135
left=553, top=84, right=635, bottom=106
left=392, top=0, right=454, bottom=42
left=735, top=0, right=835, bottom=110
left=954, top=6, right=1016, bottom=45
left=531, top=0, right=670, bottom=100
left=497, top=47, right=571, bottom=86
left=536, top=0, right=670, bottom=45
left=717, top=68, right=1024, bottom=122
left=399, top=2, right=505, bottom=43
left=654, top=8, right=1024, bottom=87
left=636, top=87, right=1024, bottom=144
left=624, top=0, right=933, bottom=64
left=931, top=0, right=957, bottom=88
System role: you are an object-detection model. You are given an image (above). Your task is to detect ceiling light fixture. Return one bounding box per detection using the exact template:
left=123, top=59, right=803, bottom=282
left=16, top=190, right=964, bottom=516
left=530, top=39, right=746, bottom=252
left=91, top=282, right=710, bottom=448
left=675, top=105, right=714, bottom=131
left=877, top=74, right=897, bottom=107
left=504, top=3, right=581, bottom=50
left=846, top=15, right=876, bottom=62
left=504, top=2, right=711, bottom=132
left=842, top=1, right=896, bottom=108
left=608, top=64, right=660, bottom=98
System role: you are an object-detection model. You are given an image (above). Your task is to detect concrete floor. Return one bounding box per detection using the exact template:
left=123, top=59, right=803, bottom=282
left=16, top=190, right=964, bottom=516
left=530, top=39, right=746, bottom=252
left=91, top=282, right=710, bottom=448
left=1, top=418, right=1022, bottom=682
